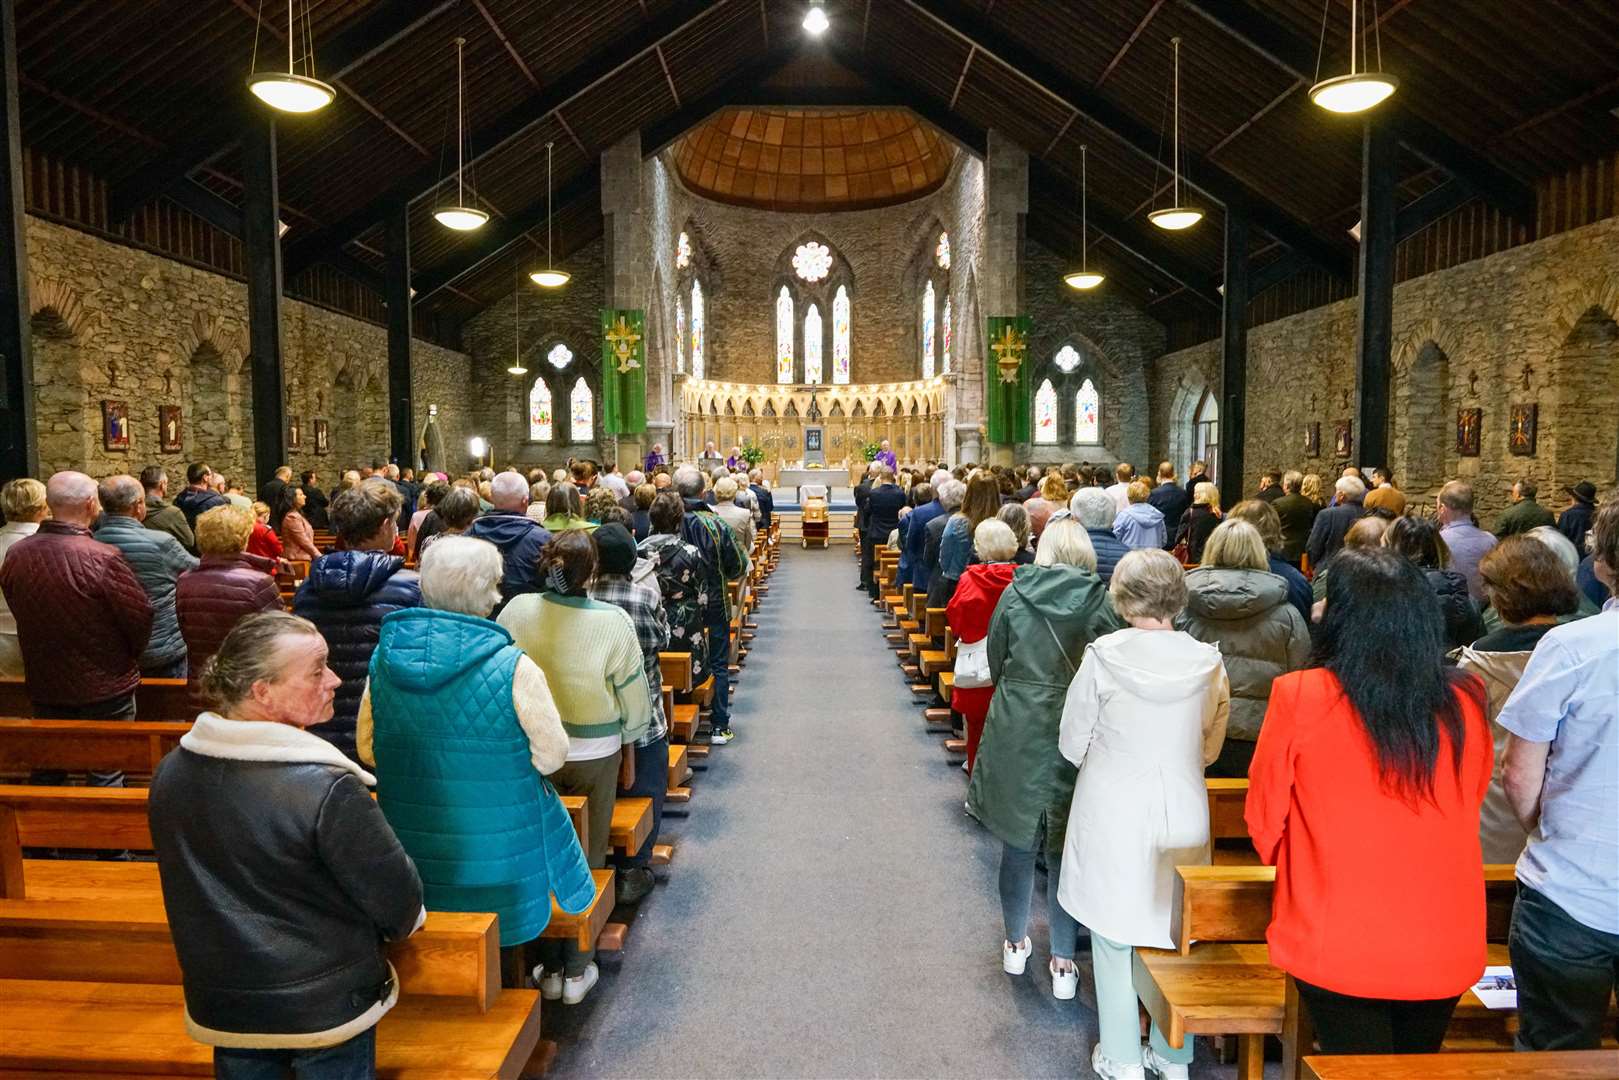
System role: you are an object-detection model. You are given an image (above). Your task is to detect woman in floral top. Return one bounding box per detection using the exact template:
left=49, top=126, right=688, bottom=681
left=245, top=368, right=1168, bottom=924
left=638, top=491, right=711, bottom=681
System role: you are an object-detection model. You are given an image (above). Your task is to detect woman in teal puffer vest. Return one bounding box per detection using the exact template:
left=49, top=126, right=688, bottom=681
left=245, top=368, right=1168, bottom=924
left=358, top=536, right=594, bottom=966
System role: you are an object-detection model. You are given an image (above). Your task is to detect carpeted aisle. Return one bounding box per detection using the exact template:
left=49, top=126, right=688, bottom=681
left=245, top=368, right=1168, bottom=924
left=546, top=546, right=1237, bottom=1078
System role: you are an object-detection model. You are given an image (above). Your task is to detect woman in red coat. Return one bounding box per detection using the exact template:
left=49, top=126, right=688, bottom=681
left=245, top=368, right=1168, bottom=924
left=1246, top=547, right=1491, bottom=1056
left=946, top=518, right=1021, bottom=775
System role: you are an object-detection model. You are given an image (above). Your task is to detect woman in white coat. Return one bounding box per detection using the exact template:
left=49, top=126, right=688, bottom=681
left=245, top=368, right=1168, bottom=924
left=1058, top=547, right=1230, bottom=1080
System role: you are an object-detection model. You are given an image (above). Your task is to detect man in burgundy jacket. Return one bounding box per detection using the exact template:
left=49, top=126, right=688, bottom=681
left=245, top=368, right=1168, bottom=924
left=0, top=472, right=153, bottom=741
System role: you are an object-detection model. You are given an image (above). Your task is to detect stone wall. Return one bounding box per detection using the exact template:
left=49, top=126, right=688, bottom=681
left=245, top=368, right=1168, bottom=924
left=24, top=215, right=471, bottom=492
left=1150, top=214, right=1619, bottom=525
left=461, top=236, right=609, bottom=471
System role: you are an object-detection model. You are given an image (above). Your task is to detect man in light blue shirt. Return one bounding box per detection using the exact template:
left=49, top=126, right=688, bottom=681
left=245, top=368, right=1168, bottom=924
left=1498, top=497, right=1618, bottom=1051
left=1437, top=480, right=1497, bottom=600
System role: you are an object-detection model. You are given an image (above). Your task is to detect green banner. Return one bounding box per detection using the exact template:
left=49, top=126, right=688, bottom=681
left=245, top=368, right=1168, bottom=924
left=600, top=308, right=647, bottom=435
left=985, top=315, right=1032, bottom=445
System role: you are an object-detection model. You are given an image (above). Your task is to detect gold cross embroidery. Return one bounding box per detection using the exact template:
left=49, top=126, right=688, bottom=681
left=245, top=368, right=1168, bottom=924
left=606, top=315, right=642, bottom=373
left=991, top=323, right=1026, bottom=384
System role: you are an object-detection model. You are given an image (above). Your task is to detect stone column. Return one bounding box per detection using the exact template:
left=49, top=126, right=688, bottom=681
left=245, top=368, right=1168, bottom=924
left=976, top=131, right=1026, bottom=467
left=601, top=131, right=647, bottom=466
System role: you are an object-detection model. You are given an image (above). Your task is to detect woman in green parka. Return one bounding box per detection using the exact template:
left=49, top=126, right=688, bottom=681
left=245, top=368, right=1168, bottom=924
left=966, top=511, right=1124, bottom=1000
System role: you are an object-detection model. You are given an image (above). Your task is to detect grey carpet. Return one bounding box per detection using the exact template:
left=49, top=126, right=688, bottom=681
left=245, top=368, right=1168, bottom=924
left=546, top=546, right=1250, bottom=1078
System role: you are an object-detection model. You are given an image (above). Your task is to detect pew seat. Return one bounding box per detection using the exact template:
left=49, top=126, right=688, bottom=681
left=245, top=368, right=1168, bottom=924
left=556, top=796, right=652, bottom=858
left=0, top=978, right=541, bottom=1078
left=1302, top=1049, right=1619, bottom=1079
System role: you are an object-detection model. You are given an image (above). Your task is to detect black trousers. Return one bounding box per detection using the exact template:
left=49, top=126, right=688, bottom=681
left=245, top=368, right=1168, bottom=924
left=859, top=535, right=877, bottom=592
left=1511, top=884, right=1619, bottom=1050
left=1294, top=978, right=1460, bottom=1055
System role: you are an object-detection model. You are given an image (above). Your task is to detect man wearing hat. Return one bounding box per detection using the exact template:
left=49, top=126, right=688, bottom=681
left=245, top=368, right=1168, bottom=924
left=1497, top=480, right=1557, bottom=538
left=1558, top=481, right=1598, bottom=553
left=586, top=522, right=668, bottom=906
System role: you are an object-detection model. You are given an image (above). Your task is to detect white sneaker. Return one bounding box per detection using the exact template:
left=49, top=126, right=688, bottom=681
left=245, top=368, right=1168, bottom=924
left=1002, top=936, right=1032, bottom=975
left=532, top=965, right=562, bottom=1001
left=1090, top=1043, right=1146, bottom=1080
left=561, top=962, right=599, bottom=1005
left=1050, top=959, right=1078, bottom=1000
left=1142, top=1044, right=1189, bottom=1080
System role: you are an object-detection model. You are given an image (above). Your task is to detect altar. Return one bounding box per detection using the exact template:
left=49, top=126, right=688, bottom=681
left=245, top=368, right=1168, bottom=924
left=778, top=468, right=856, bottom=501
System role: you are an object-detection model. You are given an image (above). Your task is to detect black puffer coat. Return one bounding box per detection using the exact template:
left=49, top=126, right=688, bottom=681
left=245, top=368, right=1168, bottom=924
left=1427, top=568, right=1486, bottom=652
left=292, top=550, right=420, bottom=758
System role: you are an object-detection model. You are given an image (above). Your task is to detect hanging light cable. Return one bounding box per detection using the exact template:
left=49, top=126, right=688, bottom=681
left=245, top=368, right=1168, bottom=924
left=1309, top=0, right=1398, bottom=113
left=530, top=141, right=571, bottom=288
left=434, top=37, right=488, bottom=231
left=248, top=0, right=335, bottom=113
left=1148, top=37, right=1202, bottom=231
left=507, top=258, right=528, bottom=375
left=1065, top=145, right=1105, bottom=290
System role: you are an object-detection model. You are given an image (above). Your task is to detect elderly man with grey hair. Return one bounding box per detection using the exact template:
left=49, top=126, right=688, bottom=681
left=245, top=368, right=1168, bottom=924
left=0, top=472, right=153, bottom=741
left=747, top=468, right=775, bottom=531
left=1306, top=473, right=1369, bottom=569
left=94, top=474, right=198, bottom=679
left=675, top=464, right=744, bottom=744
left=922, top=478, right=968, bottom=593
left=1069, top=486, right=1130, bottom=584
left=467, top=470, right=551, bottom=608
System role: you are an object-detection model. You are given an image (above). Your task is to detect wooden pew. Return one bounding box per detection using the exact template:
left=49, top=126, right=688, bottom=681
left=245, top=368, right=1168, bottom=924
left=0, top=678, right=196, bottom=720
left=557, top=795, right=653, bottom=859
left=0, top=718, right=186, bottom=776
left=1302, top=1050, right=1619, bottom=1079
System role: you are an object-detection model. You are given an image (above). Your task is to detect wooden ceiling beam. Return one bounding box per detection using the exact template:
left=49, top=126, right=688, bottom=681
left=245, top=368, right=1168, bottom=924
left=109, top=0, right=461, bottom=222
left=1176, top=0, right=1535, bottom=222
left=641, top=46, right=805, bottom=158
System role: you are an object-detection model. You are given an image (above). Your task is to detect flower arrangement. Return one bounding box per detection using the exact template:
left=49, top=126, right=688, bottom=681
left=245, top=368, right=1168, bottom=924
left=861, top=441, right=882, bottom=463
left=740, top=443, right=765, bottom=467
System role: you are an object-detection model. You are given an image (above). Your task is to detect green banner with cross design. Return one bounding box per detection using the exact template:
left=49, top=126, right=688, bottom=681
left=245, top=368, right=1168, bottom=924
left=985, top=315, right=1032, bottom=445
left=600, top=308, right=647, bottom=435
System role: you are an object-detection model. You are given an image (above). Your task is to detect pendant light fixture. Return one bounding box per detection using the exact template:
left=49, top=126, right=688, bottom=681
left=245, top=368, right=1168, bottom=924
left=1148, top=37, right=1202, bottom=232
left=802, top=1, right=830, bottom=36
left=1309, top=0, right=1398, bottom=113
left=1064, top=145, right=1105, bottom=290
left=433, top=38, right=488, bottom=232
left=507, top=258, right=528, bottom=375
left=529, top=141, right=571, bottom=288
left=247, top=0, right=335, bottom=113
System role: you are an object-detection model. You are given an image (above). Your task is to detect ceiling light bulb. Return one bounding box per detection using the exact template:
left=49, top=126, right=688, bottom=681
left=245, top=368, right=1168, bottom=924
left=1064, top=271, right=1105, bottom=290
left=1309, top=72, right=1398, bottom=114
left=529, top=268, right=572, bottom=288
left=248, top=73, right=335, bottom=114
left=507, top=364, right=528, bottom=375
left=802, top=3, right=829, bottom=35
left=1148, top=207, right=1203, bottom=231
left=433, top=206, right=489, bottom=231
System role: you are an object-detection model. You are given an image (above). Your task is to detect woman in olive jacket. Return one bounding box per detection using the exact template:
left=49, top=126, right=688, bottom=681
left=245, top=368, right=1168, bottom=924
left=1176, top=519, right=1310, bottom=777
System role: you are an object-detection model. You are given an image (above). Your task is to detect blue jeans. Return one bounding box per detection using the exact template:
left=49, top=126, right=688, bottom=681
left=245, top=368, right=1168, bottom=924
left=1511, top=884, right=1619, bottom=1050
left=998, top=840, right=1080, bottom=960
left=213, top=1027, right=375, bottom=1079
left=707, top=622, right=731, bottom=730
left=141, top=654, right=188, bottom=680
left=617, top=734, right=668, bottom=868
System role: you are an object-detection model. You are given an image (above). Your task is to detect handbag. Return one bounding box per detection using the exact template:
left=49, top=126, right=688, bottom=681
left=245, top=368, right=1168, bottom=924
left=953, top=636, right=992, bottom=688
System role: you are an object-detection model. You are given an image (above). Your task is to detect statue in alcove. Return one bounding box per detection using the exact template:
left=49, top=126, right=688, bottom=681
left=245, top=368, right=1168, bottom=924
left=419, top=404, right=446, bottom=474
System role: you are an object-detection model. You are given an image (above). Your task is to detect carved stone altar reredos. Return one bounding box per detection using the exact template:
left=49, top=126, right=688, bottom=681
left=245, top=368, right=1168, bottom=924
left=681, top=377, right=950, bottom=470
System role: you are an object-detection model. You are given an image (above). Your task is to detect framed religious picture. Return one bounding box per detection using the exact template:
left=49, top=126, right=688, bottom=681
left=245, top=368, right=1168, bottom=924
left=102, top=400, right=130, bottom=451
left=158, top=405, right=183, bottom=452
left=1333, top=419, right=1353, bottom=459
left=287, top=414, right=302, bottom=450
left=1456, top=407, right=1482, bottom=457
left=1509, top=403, right=1538, bottom=456
left=1303, top=422, right=1320, bottom=458
left=314, top=419, right=330, bottom=455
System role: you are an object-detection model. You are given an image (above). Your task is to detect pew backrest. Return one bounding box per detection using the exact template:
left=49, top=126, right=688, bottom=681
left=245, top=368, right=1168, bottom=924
left=0, top=718, right=188, bottom=776
left=0, top=678, right=196, bottom=721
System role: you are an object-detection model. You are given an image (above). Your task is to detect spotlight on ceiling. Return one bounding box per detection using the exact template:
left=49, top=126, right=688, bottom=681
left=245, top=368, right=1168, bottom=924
left=803, top=1, right=829, bottom=36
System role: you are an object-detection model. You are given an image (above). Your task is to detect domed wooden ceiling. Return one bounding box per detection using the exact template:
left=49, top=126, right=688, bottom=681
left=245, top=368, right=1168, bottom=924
left=673, top=108, right=956, bottom=212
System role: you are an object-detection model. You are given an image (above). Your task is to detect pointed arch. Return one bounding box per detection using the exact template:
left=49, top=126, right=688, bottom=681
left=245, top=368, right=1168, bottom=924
left=776, top=285, right=794, bottom=384
left=804, top=303, right=823, bottom=384
left=26, top=273, right=90, bottom=341
left=690, top=279, right=705, bottom=379
left=833, top=285, right=850, bottom=385
left=1033, top=379, right=1058, bottom=445
left=941, top=294, right=952, bottom=375
left=528, top=377, right=554, bottom=441
left=920, top=280, right=936, bottom=379
left=1075, top=378, right=1100, bottom=443
left=569, top=377, right=594, bottom=442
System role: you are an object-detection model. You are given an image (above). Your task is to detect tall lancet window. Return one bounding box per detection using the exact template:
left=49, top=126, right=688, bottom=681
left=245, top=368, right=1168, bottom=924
left=1075, top=378, right=1100, bottom=443
left=675, top=299, right=686, bottom=373
left=804, top=303, right=823, bottom=385
left=775, top=286, right=794, bottom=384
left=690, top=280, right=705, bottom=379
left=941, top=296, right=952, bottom=375
left=920, top=280, right=936, bottom=378
left=570, top=377, right=593, bottom=442
left=832, top=285, right=850, bottom=385
left=1033, top=379, right=1058, bottom=445
left=528, top=378, right=553, bottom=442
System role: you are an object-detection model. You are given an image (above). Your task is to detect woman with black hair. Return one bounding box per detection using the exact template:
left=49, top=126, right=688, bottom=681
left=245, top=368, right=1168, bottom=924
left=272, top=484, right=321, bottom=563
left=1245, top=547, right=1492, bottom=1057
left=1383, top=515, right=1486, bottom=650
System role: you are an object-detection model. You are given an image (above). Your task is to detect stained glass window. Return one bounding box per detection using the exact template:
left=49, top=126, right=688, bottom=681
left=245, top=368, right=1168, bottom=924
left=690, top=280, right=705, bottom=379
left=570, top=377, right=592, bottom=442
left=547, top=343, right=573, bottom=369
left=775, top=286, right=794, bottom=384
left=920, top=280, right=936, bottom=379
left=676, top=231, right=691, bottom=269
left=1034, top=379, right=1058, bottom=445
left=1076, top=378, right=1100, bottom=443
left=941, top=296, right=952, bottom=375
left=793, top=241, right=832, bottom=282
left=528, top=378, right=553, bottom=442
left=833, top=285, right=850, bottom=385
left=804, top=303, right=823, bottom=385
left=675, top=299, right=685, bottom=373
left=1054, top=344, right=1081, bottom=373
left=936, top=231, right=950, bottom=269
